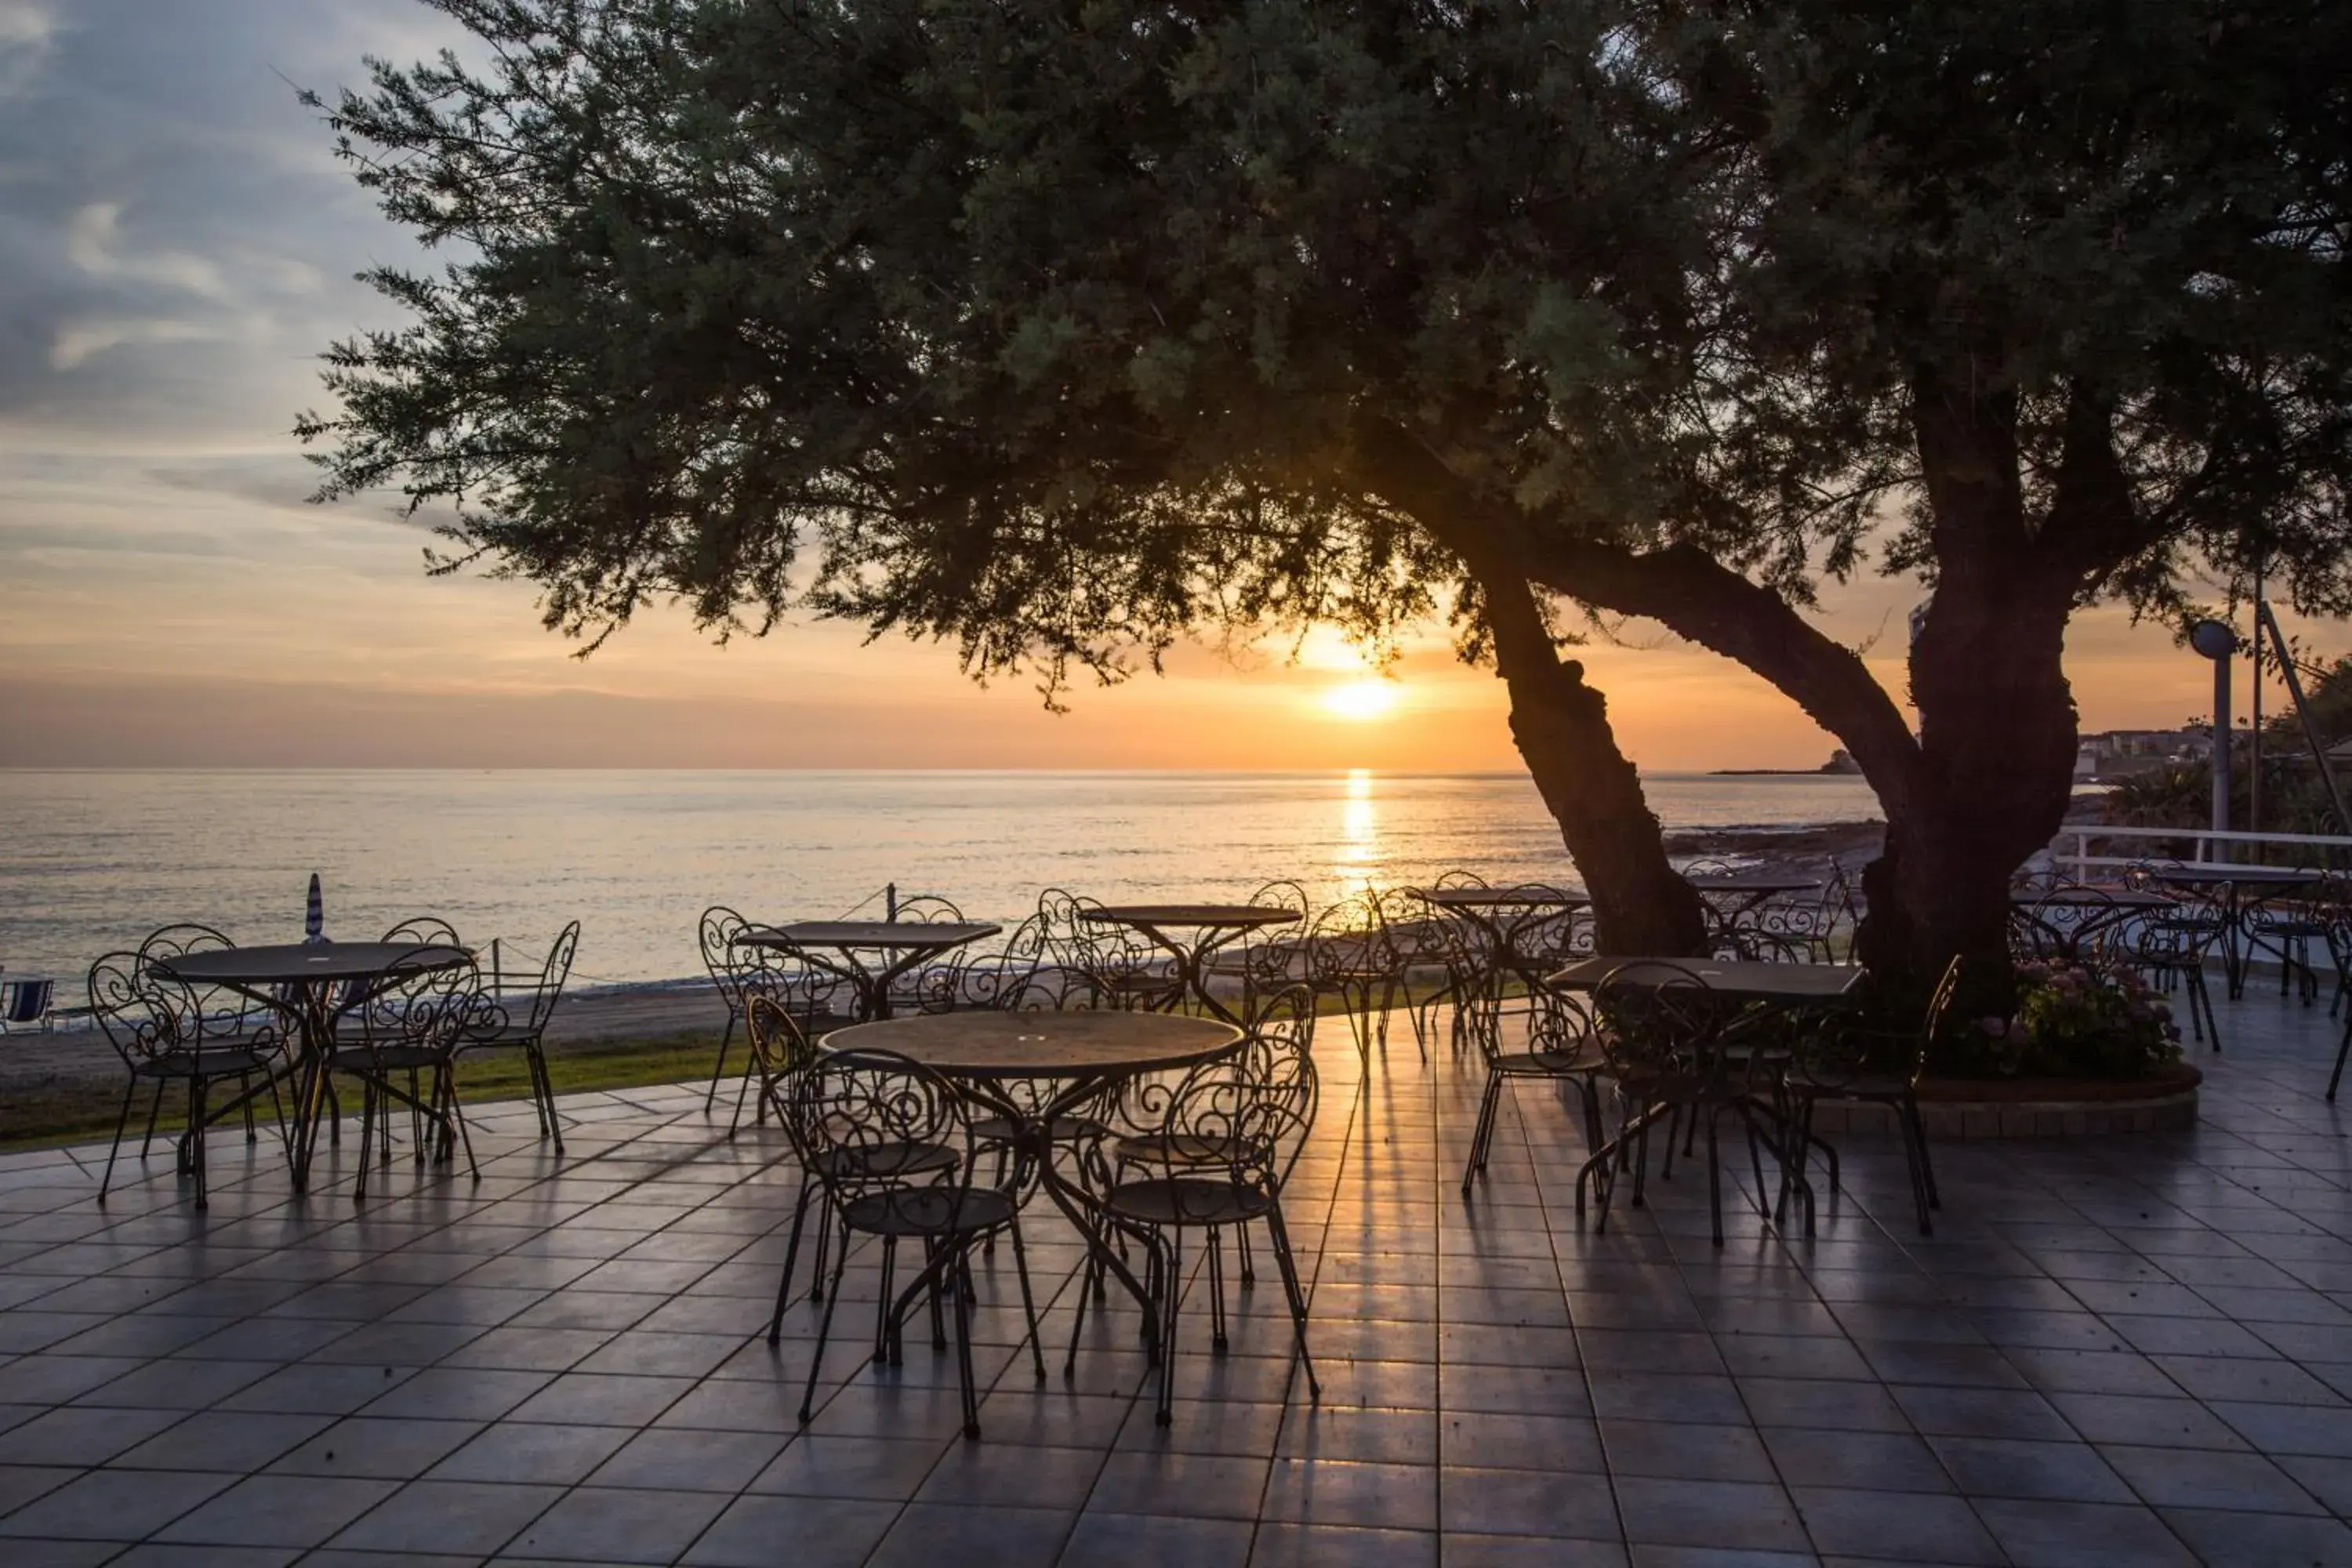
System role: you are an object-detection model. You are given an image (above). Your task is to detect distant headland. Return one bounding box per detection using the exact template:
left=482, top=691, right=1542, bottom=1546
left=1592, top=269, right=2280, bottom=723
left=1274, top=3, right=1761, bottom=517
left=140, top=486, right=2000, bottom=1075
left=1711, top=749, right=1865, bottom=778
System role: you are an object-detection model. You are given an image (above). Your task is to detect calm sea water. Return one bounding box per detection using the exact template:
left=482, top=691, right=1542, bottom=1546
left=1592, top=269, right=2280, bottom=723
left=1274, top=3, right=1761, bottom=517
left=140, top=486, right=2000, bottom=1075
left=0, top=770, right=1878, bottom=993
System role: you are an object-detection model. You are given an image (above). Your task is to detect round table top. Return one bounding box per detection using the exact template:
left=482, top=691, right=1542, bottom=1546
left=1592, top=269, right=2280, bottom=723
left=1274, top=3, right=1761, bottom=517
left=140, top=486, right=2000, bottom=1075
left=2010, top=888, right=2176, bottom=909
left=1548, top=956, right=1864, bottom=1003
left=1689, top=877, right=1827, bottom=897
left=1413, top=886, right=1588, bottom=910
left=1082, top=905, right=1300, bottom=930
left=823, top=1009, right=1242, bottom=1078
left=152, top=942, right=472, bottom=986
left=2154, top=866, right=2329, bottom=888
left=737, top=920, right=1002, bottom=952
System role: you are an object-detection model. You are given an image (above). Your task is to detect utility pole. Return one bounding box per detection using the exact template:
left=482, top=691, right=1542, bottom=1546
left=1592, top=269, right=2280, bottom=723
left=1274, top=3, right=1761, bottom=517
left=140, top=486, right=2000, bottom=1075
left=2250, top=564, right=2264, bottom=835
left=2190, top=619, right=2238, bottom=856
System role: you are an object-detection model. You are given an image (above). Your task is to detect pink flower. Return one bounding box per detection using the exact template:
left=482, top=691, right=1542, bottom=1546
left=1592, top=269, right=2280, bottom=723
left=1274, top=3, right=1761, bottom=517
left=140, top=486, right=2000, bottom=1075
left=1978, top=1016, right=2009, bottom=1037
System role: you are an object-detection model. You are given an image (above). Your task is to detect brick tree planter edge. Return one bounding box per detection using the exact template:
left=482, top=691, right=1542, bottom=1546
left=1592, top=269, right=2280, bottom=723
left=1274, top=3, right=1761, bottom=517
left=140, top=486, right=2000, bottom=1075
left=1804, top=1064, right=2204, bottom=1140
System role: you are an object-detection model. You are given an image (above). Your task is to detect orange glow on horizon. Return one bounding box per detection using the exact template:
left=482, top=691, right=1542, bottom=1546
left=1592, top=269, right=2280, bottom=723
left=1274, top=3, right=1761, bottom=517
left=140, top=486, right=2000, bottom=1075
left=1323, top=679, right=1400, bottom=721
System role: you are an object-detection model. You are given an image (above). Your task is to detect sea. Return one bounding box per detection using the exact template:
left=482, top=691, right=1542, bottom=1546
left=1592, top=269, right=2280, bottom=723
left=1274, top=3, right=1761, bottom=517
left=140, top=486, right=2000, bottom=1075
left=0, top=769, right=1880, bottom=996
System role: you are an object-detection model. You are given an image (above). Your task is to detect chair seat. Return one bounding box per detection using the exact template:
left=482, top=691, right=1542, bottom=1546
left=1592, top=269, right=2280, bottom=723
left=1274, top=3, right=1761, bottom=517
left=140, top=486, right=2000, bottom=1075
left=810, top=1140, right=959, bottom=1180
left=459, top=1024, right=545, bottom=1049
left=331, top=1044, right=451, bottom=1073
left=2253, top=919, right=2330, bottom=938
left=1109, top=1130, right=1247, bottom=1170
left=1491, top=1046, right=1604, bottom=1077
left=134, top=1046, right=276, bottom=1080
left=1102, top=1176, right=1272, bottom=1227
left=840, top=1185, right=1016, bottom=1237
left=970, top=1113, right=1109, bottom=1147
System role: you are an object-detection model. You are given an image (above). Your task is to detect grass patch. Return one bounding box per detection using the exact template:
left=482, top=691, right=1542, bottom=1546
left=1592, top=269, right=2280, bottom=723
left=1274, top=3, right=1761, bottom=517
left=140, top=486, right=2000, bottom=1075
left=0, top=1031, right=734, bottom=1156
left=0, top=984, right=1451, bottom=1155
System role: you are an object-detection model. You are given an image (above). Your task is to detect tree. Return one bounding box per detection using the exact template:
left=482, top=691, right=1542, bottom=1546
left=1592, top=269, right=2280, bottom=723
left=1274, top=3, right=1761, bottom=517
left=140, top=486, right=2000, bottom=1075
left=304, top=0, right=2352, bottom=979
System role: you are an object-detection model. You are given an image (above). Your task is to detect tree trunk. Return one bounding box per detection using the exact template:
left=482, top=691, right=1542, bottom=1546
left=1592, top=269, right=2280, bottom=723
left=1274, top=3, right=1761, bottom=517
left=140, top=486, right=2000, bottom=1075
left=1354, top=424, right=1709, bottom=956
left=1852, top=379, right=2087, bottom=993
left=1481, top=581, right=1710, bottom=956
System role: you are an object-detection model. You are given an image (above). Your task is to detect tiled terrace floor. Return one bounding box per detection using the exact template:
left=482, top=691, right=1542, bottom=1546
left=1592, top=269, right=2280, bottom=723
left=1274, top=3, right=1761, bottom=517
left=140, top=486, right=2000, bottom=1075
left=2, top=991, right=2350, bottom=1566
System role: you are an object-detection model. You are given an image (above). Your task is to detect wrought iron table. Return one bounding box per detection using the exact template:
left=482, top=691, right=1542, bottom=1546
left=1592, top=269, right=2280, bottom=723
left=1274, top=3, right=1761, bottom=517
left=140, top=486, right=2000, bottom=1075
left=1545, top=956, right=1864, bottom=1004
left=2006, top=887, right=2177, bottom=965
left=2151, top=867, right=2331, bottom=998
left=1687, top=877, right=1828, bottom=916
left=821, top=1010, right=1242, bottom=1354
left=151, top=941, right=472, bottom=1195
left=735, top=920, right=1001, bottom=1022
left=1079, top=905, right=1300, bottom=1023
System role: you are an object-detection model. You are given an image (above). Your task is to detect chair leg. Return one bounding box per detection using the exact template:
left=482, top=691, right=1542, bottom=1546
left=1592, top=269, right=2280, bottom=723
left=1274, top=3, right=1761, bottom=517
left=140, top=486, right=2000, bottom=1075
left=1153, top=1229, right=1182, bottom=1426
left=139, top=1079, right=166, bottom=1156
left=1903, top=1094, right=1941, bottom=1211
left=97, top=1075, right=140, bottom=1204
left=354, top=1080, right=376, bottom=1204
left=1461, top=1072, right=1502, bottom=1196
left=952, top=1250, right=982, bottom=1440
left=1206, top=1230, right=1229, bottom=1352
left=441, top=1066, right=479, bottom=1181
left=1006, top=1215, right=1047, bottom=1385
left=1705, top=1105, right=1724, bottom=1248
left=770, top=1177, right=818, bottom=1343
left=705, top=1011, right=737, bottom=1112
left=531, top=1043, right=564, bottom=1152
left=798, top=1218, right=851, bottom=1425
left=186, top=1078, right=211, bottom=1210
left=1265, top=1206, right=1320, bottom=1399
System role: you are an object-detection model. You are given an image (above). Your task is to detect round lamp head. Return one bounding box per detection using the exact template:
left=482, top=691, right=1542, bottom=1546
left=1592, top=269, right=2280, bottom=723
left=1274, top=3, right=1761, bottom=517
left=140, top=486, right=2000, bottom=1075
left=2189, top=619, right=2238, bottom=660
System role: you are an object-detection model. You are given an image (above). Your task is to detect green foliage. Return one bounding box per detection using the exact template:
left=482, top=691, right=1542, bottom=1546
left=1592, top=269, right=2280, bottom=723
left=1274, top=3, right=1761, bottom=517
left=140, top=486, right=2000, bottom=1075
left=1950, top=961, right=2184, bottom=1080
left=300, top=0, right=2352, bottom=688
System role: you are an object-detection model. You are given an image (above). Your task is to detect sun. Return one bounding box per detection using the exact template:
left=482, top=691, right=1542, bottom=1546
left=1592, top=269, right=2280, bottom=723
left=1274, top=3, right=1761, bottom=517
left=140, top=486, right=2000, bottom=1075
left=1323, top=679, right=1399, bottom=720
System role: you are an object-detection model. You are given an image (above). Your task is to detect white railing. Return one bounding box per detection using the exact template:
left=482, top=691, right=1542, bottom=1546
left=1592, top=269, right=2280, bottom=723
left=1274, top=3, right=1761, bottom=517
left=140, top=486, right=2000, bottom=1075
left=2051, top=823, right=2352, bottom=881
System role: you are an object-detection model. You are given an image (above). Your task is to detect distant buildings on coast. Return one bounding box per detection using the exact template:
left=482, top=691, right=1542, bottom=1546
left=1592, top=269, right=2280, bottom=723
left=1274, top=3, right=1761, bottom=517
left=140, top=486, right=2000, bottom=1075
left=2075, top=728, right=2208, bottom=781
left=2078, top=725, right=2352, bottom=781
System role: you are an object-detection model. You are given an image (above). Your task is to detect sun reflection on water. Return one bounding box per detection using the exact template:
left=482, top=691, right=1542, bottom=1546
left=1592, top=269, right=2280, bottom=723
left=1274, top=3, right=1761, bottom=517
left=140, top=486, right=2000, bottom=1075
left=1335, top=768, right=1380, bottom=880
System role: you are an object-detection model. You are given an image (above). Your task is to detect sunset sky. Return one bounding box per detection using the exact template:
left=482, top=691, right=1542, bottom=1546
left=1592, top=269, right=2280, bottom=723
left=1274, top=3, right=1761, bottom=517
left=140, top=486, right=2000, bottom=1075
left=0, top=0, right=2328, bottom=773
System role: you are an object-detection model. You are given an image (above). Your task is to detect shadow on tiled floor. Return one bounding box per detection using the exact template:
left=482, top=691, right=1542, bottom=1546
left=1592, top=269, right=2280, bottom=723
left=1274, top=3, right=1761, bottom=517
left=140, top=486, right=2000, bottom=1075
left=2, top=987, right=2349, bottom=1565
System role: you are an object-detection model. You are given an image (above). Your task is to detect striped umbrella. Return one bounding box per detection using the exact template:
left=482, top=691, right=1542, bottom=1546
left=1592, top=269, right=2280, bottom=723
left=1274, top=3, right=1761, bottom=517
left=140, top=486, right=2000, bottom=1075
left=304, top=873, right=325, bottom=946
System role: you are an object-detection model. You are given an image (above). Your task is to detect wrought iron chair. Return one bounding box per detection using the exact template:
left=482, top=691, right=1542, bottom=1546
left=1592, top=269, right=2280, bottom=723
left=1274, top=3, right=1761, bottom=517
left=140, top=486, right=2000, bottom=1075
left=1066, top=893, right=1183, bottom=1012
left=883, top=894, right=971, bottom=1015
left=88, top=952, right=288, bottom=1210
left=129, top=924, right=286, bottom=1152
left=1367, top=884, right=1448, bottom=1057
left=456, top=921, right=581, bottom=1149
left=956, top=911, right=1064, bottom=1011
left=2006, top=880, right=2119, bottom=966
left=1207, top=881, right=1313, bottom=1006
left=779, top=1043, right=1046, bottom=1439
left=699, top=906, right=757, bottom=1111
left=1779, top=956, right=1963, bottom=1236
left=1316, top=892, right=1409, bottom=1058
left=2243, top=875, right=2338, bottom=1005
left=1087, top=985, right=1321, bottom=1425
left=327, top=949, right=493, bottom=1201
left=1580, top=961, right=1778, bottom=1248
left=2118, top=863, right=2224, bottom=1048
left=747, top=993, right=898, bottom=1323
left=381, top=916, right=464, bottom=949
left=1461, top=982, right=1605, bottom=1197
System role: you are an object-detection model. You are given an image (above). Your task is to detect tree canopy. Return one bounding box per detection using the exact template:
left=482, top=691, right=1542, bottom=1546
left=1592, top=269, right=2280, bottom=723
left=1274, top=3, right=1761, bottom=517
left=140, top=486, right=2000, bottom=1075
left=305, top=0, right=2352, bottom=970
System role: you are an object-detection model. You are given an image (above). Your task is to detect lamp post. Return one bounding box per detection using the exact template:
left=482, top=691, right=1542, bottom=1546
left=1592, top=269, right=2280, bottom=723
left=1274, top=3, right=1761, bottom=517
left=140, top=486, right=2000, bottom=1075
left=2190, top=619, right=2238, bottom=852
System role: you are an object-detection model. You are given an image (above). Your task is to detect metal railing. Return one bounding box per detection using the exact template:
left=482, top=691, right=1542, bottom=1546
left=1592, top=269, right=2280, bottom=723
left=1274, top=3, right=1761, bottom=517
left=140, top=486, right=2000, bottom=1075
left=2051, top=823, right=2352, bottom=881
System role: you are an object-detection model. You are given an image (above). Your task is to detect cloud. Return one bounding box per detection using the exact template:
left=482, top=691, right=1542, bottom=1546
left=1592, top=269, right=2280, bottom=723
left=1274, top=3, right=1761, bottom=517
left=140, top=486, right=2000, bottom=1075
left=49, top=314, right=214, bottom=369
left=0, top=1, right=58, bottom=97
left=64, top=201, right=228, bottom=301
